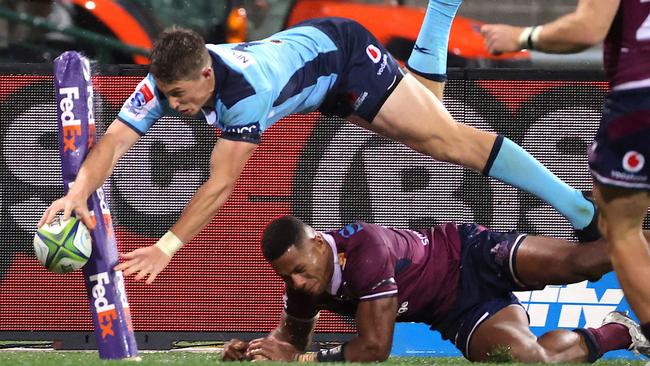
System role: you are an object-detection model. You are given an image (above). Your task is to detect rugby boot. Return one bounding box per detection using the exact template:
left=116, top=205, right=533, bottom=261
left=602, top=311, right=650, bottom=358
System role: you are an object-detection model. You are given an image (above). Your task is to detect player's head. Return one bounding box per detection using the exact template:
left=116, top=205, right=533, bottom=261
left=261, top=216, right=334, bottom=296
left=150, top=27, right=213, bottom=117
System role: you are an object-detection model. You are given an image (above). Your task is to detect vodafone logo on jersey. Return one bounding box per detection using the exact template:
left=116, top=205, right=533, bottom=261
left=366, top=45, right=381, bottom=63
left=622, top=151, right=645, bottom=173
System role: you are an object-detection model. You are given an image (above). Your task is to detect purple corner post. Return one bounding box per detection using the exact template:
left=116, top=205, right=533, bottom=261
left=54, top=51, right=139, bottom=360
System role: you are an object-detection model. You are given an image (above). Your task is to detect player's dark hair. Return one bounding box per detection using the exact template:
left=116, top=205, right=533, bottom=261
left=261, top=216, right=307, bottom=261
left=150, top=27, right=210, bottom=84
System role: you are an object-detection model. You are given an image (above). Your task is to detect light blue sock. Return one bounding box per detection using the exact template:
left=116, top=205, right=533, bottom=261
left=406, top=0, right=463, bottom=81
left=484, top=136, right=595, bottom=229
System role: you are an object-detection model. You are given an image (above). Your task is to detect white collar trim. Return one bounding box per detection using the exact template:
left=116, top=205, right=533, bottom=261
left=321, top=232, right=342, bottom=295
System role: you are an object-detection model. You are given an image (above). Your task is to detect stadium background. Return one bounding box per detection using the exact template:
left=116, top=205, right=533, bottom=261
left=0, top=64, right=648, bottom=360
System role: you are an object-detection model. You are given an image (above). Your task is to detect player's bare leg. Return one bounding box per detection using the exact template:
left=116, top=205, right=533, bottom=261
left=353, top=73, right=495, bottom=172
left=351, top=73, right=596, bottom=234
left=469, top=305, right=638, bottom=363
left=410, top=72, right=445, bottom=100
left=513, top=234, right=614, bottom=288
left=594, top=183, right=650, bottom=323
left=469, top=305, right=591, bottom=363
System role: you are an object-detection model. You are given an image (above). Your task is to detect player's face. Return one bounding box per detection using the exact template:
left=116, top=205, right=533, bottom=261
left=271, top=235, right=334, bottom=296
left=156, top=67, right=214, bottom=117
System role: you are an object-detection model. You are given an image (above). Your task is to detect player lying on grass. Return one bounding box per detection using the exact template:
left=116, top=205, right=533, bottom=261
left=222, top=216, right=650, bottom=363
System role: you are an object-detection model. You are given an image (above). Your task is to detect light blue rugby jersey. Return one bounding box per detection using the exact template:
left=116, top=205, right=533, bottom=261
left=117, top=25, right=340, bottom=144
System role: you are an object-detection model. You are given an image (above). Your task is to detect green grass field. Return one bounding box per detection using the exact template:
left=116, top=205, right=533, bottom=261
left=0, top=352, right=646, bottom=366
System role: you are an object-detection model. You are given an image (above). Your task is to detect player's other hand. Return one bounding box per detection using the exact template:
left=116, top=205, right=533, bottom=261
left=222, top=339, right=250, bottom=361
left=38, top=192, right=94, bottom=230
left=480, top=24, right=524, bottom=54
left=247, top=336, right=299, bottom=362
left=114, top=245, right=171, bottom=284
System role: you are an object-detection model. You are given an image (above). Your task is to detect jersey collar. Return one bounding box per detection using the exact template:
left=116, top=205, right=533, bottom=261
left=201, top=48, right=228, bottom=125
left=321, top=232, right=342, bottom=295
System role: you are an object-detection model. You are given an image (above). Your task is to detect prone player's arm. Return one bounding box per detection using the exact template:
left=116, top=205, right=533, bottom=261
left=245, top=311, right=317, bottom=361
left=256, top=298, right=399, bottom=362
left=39, top=119, right=140, bottom=228
left=344, top=296, right=398, bottom=362
left=269, top=311, right=318, bottom=352
left=115, top=138, right=257, bottom=283
left=481, top=0, right=619, bottom=54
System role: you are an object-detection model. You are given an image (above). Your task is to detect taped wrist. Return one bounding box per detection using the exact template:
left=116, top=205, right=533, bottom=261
left=154, top=230, right=183, bottom=257
left=316, top=343, right=346, bottom=362
left=518, top=26, right=534, bottom=50
left=518, top=26, right=543, bottom=50
left=295, top=352, right=317, bottom=362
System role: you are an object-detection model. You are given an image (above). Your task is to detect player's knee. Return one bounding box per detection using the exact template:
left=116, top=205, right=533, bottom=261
left=426, top=143, right=459, bottom=163
left=506, top=340, right=550, bottom=363
left=418, top=130, right=465, bottom=164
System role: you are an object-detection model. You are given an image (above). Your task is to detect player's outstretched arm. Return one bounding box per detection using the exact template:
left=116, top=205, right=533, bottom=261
left=481, top=0, right=619, bottom=54
left=115, top=138, right=258, bottom=283
left=39, top=119, right=140, bottom=229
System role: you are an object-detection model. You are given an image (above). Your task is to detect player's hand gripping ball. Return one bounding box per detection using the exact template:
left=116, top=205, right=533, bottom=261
left=34, top=216, right=92, bottom=273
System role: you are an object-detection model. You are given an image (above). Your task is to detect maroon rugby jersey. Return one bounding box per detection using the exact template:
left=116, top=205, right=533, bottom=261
left=284, top=222, right=461, bottom=326
left=604, top=0, right=650, bottom=88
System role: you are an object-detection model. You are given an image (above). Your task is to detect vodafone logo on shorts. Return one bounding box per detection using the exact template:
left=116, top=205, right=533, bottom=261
left=366, top=45, right=381, bottom=63
left=622, top=151, right=645, bottom=173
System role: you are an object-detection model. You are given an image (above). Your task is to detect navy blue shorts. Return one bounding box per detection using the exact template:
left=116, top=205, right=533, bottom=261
left=588, top=87, right=650, bottom=190
left=295, top=17, right=405, bottom=122
left=434, top=223, right=531, bottom=358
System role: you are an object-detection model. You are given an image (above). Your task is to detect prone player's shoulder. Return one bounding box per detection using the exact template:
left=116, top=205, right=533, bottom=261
left=334, top=222, right=390, bottom=250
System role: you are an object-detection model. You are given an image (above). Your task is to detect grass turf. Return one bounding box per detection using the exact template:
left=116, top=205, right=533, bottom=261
left=0, top=352, right=646, bottom=366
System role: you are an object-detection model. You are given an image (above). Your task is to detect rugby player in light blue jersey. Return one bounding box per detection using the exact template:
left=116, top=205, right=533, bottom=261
left=40, top=17, right=597, bottom=283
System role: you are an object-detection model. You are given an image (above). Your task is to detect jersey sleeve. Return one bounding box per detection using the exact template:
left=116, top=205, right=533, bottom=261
left=344, top=231, right=398, bottom=301
left=218, top=92, right=273, bottom=144
left=117, top=74, right=166, bottom=135
left=283, top=285, right=320, bottom=319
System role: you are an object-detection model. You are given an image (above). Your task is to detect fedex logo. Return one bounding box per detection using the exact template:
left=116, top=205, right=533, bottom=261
left=89, top=272, right=118, bottom=339
left=58, top=87, right=82, bottom=153
left=87, top=85, right=96, bottom=148
left=515, top=278, right=625, bottom=328
left=92, top=187, right=114, bottom=238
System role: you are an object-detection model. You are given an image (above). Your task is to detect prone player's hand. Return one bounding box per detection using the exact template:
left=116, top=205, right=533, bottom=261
left=114, top=245, right=171, bottom=284
left=480, top=24, right=523, bottom=55
left=247, top=336, right=298, bottom=362
left=39, top=193, right=94, bottom=230
left=222, top=339, right=250, bottom=361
